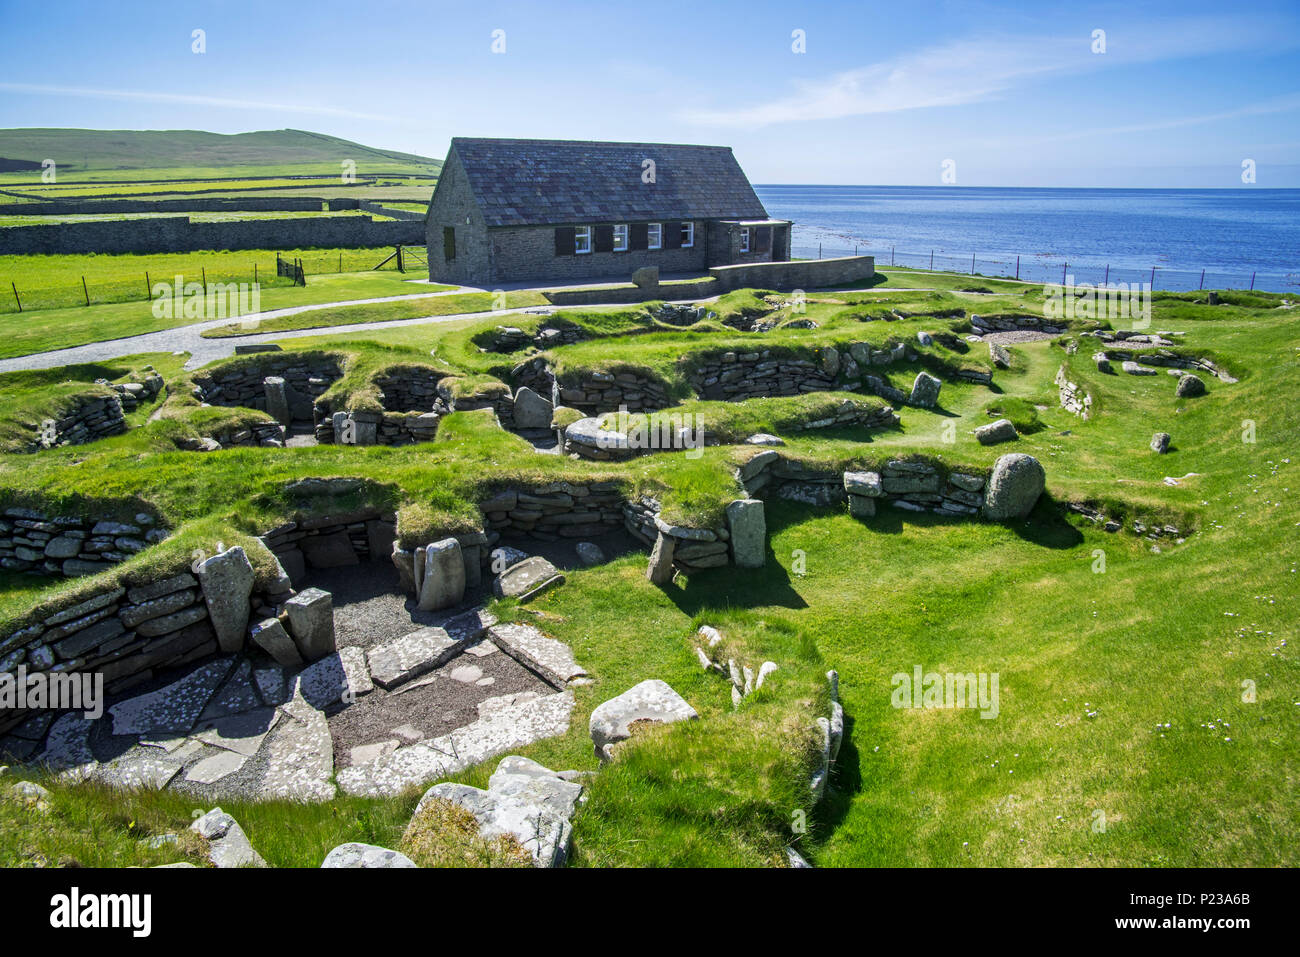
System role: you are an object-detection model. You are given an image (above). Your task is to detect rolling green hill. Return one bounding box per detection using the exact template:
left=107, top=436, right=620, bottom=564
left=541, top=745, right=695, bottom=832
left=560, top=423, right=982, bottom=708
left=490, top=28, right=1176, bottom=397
left=0, top=128, right=441, bottom=175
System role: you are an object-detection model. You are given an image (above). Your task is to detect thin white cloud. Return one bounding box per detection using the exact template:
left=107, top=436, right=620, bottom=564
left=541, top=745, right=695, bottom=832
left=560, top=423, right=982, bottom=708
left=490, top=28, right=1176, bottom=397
left=681, top=17, right=1298, bottom=128
left=0, top=82, right=413, bottom=124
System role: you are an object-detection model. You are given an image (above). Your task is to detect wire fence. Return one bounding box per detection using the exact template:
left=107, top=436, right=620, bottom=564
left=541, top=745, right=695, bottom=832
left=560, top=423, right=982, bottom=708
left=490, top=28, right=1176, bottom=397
left=793, top=241, right=1296, bottom=294
left=0, top=247, right=408, bottom=314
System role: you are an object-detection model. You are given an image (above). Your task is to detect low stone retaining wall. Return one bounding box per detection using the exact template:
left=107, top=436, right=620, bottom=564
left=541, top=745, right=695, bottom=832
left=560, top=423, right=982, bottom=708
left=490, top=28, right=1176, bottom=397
left=192, top=353, right=342, bottom=422
left=1094, top=348, right=1236, bottom=382
left=261, top=510, right=397, bottom=585
left=437, top=383, right=516, bottom=429
left=0, top=545, right=295, bottom=732
left=971, top=313, right=1066, bottom=335
left=623, top=498, right=735, bottom=574
left=708, top=255, right=875, bottom=292
left=313, top=410, right=442, bottom=446
left=481, top=483, right=626, bottom=541
left=738, top=451, right=991, bottom=517
left=690, top=351, right=836, bottom=401
left=0, top=507, right=170, bottom=578
left=373, top=367, right=443, bottom=412
left=211, top=422, right=286, bottom=447
left=26, top=393, right=127, bottom=451
left=554, top=369, right=670, bottom=416
left=1055, top=364, right=1092, bottom=418
left=561, top=399, right=899, bottom=462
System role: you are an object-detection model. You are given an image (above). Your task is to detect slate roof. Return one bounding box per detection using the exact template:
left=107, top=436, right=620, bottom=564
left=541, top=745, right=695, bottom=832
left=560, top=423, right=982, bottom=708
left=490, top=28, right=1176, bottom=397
left=449, top=137, right=770, bottom=228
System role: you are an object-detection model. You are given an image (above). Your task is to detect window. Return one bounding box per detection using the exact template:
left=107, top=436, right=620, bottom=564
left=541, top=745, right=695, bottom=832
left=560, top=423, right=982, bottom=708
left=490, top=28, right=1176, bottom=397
left=575, top=225, right=592, bottom=254
left=613, top=224, right=629, bottom=252
left=681, top=221, right=694, bottom=248
left=647, top=223, right=662, bottom=250
left=739, top=227, right=750, bottom=253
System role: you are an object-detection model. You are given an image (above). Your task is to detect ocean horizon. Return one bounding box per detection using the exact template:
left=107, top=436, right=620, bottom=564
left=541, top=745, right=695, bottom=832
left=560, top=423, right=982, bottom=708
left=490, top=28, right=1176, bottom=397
left=753, top=184, right=1299, bottom=293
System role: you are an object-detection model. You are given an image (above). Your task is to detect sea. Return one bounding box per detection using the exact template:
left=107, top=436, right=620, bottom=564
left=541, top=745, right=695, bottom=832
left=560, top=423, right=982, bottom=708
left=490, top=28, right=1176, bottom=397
left=752, top=185, right=1300, bottom=293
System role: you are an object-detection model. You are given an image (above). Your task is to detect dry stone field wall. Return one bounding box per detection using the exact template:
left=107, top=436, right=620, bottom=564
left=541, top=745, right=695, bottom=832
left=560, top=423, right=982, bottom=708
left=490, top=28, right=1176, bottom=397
left=0, top=507, right=170, bottom=578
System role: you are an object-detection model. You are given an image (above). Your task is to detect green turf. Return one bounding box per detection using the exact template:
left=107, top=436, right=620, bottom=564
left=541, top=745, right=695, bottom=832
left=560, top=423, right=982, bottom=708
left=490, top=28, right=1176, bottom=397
left=0, top=278, right=1295, bottom=867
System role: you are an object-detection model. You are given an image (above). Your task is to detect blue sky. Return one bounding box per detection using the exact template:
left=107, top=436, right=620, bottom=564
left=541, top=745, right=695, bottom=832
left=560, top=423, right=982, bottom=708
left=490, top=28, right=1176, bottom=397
left=1, top=0, right=1298, bottom=186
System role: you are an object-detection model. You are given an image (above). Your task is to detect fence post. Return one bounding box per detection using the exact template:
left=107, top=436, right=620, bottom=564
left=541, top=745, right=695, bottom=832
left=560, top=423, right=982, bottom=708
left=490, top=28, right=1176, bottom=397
left=82, top=275, right=89, bottom=307
left=930, top=250, right=934, bottom=270
left=1199, top=268, right=1205, bottom=290
left=12, top=282, right=20, bottom=313
left=1015, top=255, right=1019, bottom=280
left=971, top=253, right=975, bottom=274
left=818, top=244, right=822, bottom=260
left=891, top=246, right=894, bottom=266
left=1250, top=271, right=1256, bottom=291
left=145, top=271, right=151, bottom=299
left=1062, top=263, right=1067, bottom=285
left=1104, top=264, right=1109, bottom=285
left=1149, top=266, right=1156, bottom=287
left=254, top=262, right=257, bottom=284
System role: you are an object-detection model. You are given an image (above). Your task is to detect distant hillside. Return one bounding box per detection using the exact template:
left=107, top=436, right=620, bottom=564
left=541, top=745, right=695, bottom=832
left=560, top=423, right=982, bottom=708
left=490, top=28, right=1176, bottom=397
left=0, top=128, right=441, bottom=173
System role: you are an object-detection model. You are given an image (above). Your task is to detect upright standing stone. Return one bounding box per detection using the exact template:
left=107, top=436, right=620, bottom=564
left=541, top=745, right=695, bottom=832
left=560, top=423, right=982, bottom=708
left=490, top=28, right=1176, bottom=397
left=196, top=546, right=255, bottom=653
left=284, top=587, right=335, bottom=661
left=725, top=499, right=765, bottom=568
left=263, top=377, right=291, bottom=427
left=512, top=387, right=554, bottom=430
left=1150, top=432, right=1171, bottom=454
left=645, top=532, right=675, bottom=584
left=909, top=371, right=942, bottom=408
left=982, top=453, right=1046, bottom=521
left=417, top=538, right=466, bottom=611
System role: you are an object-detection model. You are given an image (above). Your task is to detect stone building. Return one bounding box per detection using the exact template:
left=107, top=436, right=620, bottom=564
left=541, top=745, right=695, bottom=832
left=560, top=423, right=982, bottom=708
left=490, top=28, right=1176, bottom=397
left=425, top=137, right=792, bottom=286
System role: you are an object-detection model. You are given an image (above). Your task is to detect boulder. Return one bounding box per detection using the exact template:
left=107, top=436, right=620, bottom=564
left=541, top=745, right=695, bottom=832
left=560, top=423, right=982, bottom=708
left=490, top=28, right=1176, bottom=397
left=725, top=498, right=765, bottom=569
left=283, top=587, right=335, bottom=661
left=195, top=546, right=255, bottom=653
left=321, top=843, right=416, bottom=868
left=1122, top=361, right=1157, bottom=376
left=1150, top=432, right=1171, bottom=454
left=574, top=542, right=605, bottom=566
left=512, top=386, right=554, bottom=430
left=494, top=556, right=563, bottom=602
left=909, top=371, right=942, bottom=408
left=588, top=679, right=698, bottom=763
left=417, top=538, right=466, bottom=611
left=989, top=342, right=1011, bottom=368
left=413, top=755, right=583, bottom=867
left=820, top=346, right=841, bottom=377
left=631, top=266, right=659, bottom=289
left=1175, top=374, right=1207, bottom=398
left=1093, top=352, right=1112, bottom=373
left=917, top=331, right=934, bottom=346
left=982, top=453, right=1046, bottom=521
left=190, top=808, right=267, bottom=868
left=249, top=617, right=303, bottom=667
left=975, top=418, right=1018, bottom=445
left=744, top=433, right=785, bottom=446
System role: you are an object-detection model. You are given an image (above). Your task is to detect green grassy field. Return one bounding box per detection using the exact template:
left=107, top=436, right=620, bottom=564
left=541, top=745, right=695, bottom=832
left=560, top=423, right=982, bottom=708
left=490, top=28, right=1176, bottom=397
left=0, top=275, right=1295, bottom=867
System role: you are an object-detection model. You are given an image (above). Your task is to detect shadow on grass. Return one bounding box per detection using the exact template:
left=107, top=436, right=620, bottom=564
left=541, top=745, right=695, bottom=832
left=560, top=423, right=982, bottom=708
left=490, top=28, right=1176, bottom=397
left=811, top=709, right=861, bottom=848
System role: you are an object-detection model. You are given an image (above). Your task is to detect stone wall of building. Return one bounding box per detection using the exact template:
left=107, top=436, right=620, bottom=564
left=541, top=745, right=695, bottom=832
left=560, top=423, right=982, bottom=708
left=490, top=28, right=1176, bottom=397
left=622, top=497, right=734, bottom=574
left=0, top=507, right=170, bottom=578
left=737, top=451, right=990, bottom=517
left=24, top=393, right=127, bottom=452
left=0, top=546, right=294, bottom=732
left=553, top=368, right=672, bottom=415
left=191, top=353, right=343, bottom=422
left=312, top=410, right=441, bottom=446
left=480, top=483, right=626, bottom=541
